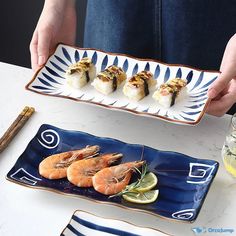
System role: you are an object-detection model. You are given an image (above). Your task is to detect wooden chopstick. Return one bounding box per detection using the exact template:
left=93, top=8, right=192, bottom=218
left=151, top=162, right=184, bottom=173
left=0, top=106, right=35, bottom=153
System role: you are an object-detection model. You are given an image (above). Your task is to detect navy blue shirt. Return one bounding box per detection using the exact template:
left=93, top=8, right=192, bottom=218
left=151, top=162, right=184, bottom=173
left=84, top=0, right=236, bottom=113
left=84, top=0, right=236, bottom=70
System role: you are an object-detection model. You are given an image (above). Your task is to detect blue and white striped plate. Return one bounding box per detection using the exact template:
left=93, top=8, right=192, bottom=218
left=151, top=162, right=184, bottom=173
left=26, top=44, right=219, bottom=125
left=61, top=210, right=169, bottom=236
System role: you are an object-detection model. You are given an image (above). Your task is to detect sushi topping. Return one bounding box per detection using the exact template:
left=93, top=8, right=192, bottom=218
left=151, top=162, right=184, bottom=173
left=97, top=66, right=124, bottom=84
left=160, top=78, right=187, bottom=95
left=97, top=71, right=113, bottom=82
left=138, top=71, right=153, bottom=80
left=107, top=65, right=124, bottom=75
left=128, top=71, right=153, bottom=93
left=66, top=57, right=93, bottom=75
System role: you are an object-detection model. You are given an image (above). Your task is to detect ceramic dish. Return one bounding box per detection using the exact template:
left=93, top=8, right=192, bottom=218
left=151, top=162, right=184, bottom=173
left=6, top=124, right=219, bottom=222
left=61, top=210, right=169, bottom=236
left=26, top=44, right=219, bottom=125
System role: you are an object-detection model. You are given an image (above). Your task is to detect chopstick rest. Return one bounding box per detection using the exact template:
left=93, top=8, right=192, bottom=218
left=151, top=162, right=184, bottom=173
left=0, top=106, right=35, bottom=153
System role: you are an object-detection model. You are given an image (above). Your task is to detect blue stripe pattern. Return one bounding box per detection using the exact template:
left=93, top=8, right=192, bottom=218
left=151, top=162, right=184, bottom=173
left=42, top=73, right=62, bottom=84
left=154, top=65, right=160, bottom=79
left=38, top=78, right=55, bottom=88
left=164, top=67, right=170, bottom=83
left=132, top=63, right=139, bottom=75
left=92, top=51, right=98, bottom=65
left=74, top=50, right=80, bottom=62
left=66, top=214, right=140, bottom=236
left=190, top=72, right=204, bottom=91
left=50, top=61, right=65, bottom=73
left=101, top=55, right=108, bottom=71
left=82, top=51, right=88, bottom=58
left=32, top=85, right=52, bottom=90
left=45, top=66, right=64, bottom=78
left=29, top=45, right=220, bottom=125
left=62, top=47, right=72, bottom=63
left=176, top=68, right=182, bottom=78
left=64, top=224, right=84, bottom=236
left=122, top=59, right=129, bottom=72
left=113, top=56, right=118, bottom=66
left=144, top=62, right=150, bottom=71
left=54, top=55, right=69, bottom=66
left=186, top=70, right=193, bottom=84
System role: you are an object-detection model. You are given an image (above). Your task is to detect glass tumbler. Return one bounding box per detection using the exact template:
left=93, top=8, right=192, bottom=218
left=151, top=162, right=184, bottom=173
left=222, top=113, right=236, bottom=177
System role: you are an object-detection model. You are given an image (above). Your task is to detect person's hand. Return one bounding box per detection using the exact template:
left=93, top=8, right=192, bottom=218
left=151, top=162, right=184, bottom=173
left=30, top=0, right=76, bottom=71
left=207, top=34, right=236, bottom=116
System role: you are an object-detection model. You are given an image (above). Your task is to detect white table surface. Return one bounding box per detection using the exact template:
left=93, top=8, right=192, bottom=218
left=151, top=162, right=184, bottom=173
left=0, top=61, right=235, bottom=236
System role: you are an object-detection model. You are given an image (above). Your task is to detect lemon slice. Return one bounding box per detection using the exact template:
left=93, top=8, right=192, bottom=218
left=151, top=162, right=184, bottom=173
left=123, top=190, right=159, bottom=204
left=134, top=172, right=158, bottom=192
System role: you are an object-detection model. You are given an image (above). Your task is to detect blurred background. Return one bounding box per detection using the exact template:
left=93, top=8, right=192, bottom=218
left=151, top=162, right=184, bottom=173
left=0, top=0, right=87, bottom=68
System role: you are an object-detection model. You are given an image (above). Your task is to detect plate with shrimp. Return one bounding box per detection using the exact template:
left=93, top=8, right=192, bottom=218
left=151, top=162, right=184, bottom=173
left=6, top=124, right=219, bottom=222
left=26, top=44, right=220, bottom=125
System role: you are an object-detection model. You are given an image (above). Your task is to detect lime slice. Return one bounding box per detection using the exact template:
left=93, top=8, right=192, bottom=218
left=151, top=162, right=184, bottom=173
left=134, top=172, right=158, bottom=192
left=123, top=190, right=159, bottom=204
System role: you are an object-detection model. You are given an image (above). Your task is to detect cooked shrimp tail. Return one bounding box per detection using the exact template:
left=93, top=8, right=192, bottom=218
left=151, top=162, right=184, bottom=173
left=39, top=145, right=100, bottom=179
left=67, top=152, right=123, bottom=187
left=92, top=161, right=144, bottom=195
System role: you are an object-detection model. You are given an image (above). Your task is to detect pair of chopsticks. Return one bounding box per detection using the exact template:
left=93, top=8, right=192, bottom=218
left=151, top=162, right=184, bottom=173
left=0, top=106, right=35, bottom=153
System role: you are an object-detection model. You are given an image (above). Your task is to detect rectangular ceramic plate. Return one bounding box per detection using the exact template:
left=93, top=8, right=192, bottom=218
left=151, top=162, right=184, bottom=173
left=6, top=124, right=218, bottom=222
left=61, top=210, right=169, bottom=236
left=26, top=44, right=219, bottom=125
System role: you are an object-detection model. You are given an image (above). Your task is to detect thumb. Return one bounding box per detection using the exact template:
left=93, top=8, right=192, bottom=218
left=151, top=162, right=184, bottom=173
left=37, top=28, right=52, bottom=66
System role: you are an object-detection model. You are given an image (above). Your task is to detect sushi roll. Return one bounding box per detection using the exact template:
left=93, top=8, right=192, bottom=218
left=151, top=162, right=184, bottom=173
left=65, top=57, right=96, bottom=89
left=152, top=78, right=187, bottom=108
left=123, top=71, right=156, bottom=101
left=91, top=65, right=127, bottom=95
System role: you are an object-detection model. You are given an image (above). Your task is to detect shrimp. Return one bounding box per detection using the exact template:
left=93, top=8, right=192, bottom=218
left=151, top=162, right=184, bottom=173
left=67, top=153, right=123, bottom=187
left=92, top=161, right=144, bottom=195
left=39, top=145, right=100, bottom=179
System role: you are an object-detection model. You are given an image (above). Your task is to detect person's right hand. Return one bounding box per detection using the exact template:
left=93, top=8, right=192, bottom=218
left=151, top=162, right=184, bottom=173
left=30, top=0, right=76, bottom=71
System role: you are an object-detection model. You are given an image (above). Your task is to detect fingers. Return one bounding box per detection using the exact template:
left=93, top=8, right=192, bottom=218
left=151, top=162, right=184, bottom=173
left=208, top=34, right=236, bottom=99
left=29, top=30, right=39, bottom=71
left=207, top=72, right=232, bottom=99
left=37, top=28, right=52, bottom=67
left=206, top=93, right=235, bottom=117
left=29, top=27, right=52, bottom=71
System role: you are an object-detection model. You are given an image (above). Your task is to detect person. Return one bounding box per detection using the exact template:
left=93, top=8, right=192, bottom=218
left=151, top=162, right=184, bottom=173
left=30, top=0, right=236, bottom=117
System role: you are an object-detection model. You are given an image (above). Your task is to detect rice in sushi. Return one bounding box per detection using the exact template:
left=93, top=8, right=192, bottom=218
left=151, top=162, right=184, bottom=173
left=92, top=65, right=127, bottom=95
left=152, top=78, right=187, bottom=108
left=123, top=71, right=156, bottom=101
left=65, top=57, right=96, bottom=89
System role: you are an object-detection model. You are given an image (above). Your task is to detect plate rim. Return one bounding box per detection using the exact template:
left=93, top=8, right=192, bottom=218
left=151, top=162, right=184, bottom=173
left=25, top=43, right=219, bottom=126
left=60, top=209, right=172, bottom=236
left=6, top=123, right=219, bottom=223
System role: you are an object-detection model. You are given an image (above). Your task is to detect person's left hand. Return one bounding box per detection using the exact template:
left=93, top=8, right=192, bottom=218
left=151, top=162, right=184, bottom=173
left=207, top=34, right=236, bottom=116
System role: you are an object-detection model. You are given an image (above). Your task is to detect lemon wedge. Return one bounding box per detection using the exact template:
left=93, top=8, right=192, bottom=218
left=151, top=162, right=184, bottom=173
left=134, top=172, right=158, bottom=192
left=123, top=189, right=159, bottom=204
